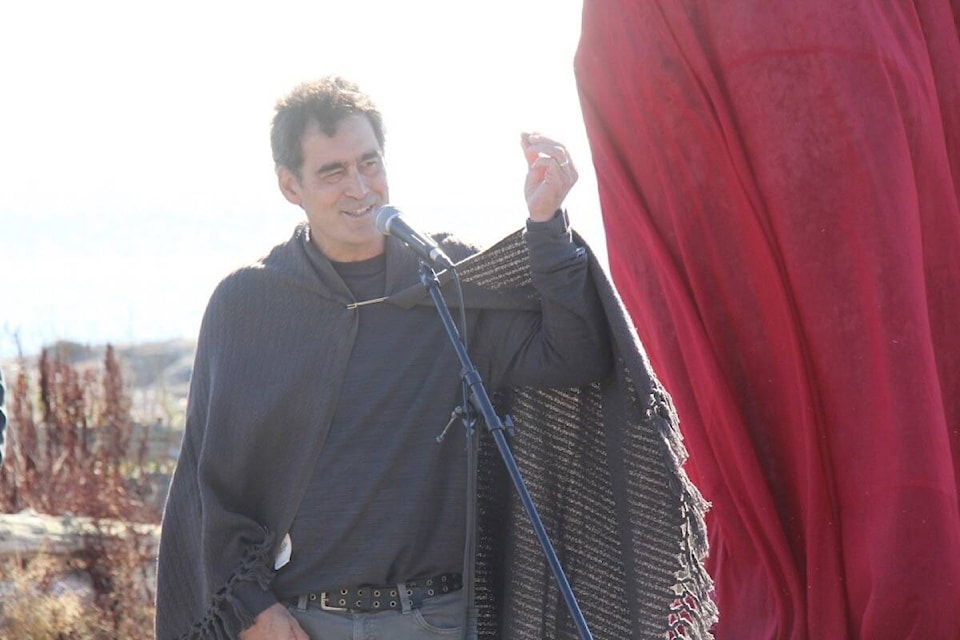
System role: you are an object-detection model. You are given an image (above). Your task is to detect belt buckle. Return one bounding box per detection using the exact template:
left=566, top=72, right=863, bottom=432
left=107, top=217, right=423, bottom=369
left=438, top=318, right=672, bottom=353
left=319, top=592, right=349, bottom=612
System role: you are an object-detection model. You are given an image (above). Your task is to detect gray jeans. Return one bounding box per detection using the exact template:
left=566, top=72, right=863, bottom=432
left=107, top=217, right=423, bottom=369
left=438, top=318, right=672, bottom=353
left=288, top=591, right=466, bottom=640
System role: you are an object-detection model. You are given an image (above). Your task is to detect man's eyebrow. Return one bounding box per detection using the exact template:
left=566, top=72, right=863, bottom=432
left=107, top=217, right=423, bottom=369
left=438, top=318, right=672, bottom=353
left=315, top=150, right=382, bottom=175
left=316, top=160, right=348, bottom=175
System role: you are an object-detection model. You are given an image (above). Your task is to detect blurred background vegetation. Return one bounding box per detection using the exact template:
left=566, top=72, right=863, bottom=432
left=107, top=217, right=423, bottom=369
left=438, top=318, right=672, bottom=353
left=0, top=340, right=193, bottom=639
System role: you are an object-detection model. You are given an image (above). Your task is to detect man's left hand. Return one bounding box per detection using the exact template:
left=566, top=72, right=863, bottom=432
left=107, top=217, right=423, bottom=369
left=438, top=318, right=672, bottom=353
left=521, top=132, right=579, bottom=222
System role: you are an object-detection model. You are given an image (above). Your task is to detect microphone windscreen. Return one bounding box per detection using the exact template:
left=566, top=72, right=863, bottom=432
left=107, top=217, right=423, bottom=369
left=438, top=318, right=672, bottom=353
left=375, top=205, right=401, bottom=236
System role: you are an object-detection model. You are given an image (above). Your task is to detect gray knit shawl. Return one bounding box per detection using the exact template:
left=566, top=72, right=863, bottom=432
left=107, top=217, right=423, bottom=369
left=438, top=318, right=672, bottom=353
left=156, top=225, right=716, bottom=640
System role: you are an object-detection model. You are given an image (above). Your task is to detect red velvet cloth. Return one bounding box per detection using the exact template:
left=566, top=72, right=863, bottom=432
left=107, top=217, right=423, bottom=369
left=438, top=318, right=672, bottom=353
left=575, top=2, right=960, bottom=638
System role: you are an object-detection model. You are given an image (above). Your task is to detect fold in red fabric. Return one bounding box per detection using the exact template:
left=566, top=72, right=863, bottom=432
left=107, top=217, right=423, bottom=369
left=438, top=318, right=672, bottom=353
left=575, top=2, right=960, bottom=638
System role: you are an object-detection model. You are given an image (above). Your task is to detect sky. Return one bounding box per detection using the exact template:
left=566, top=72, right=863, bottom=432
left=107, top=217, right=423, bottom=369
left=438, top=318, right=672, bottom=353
left=0, top=0, right=607, bottom=359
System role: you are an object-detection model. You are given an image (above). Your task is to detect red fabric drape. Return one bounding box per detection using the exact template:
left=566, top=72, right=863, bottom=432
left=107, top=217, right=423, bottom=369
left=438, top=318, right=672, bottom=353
left=575, top=2, right=960, bottom=638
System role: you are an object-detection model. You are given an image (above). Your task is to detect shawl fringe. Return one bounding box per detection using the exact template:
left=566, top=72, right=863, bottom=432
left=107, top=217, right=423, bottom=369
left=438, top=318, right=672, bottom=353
left=647, top=389, right=718, bottom=639
left=175, top=530, right=277, bottom=640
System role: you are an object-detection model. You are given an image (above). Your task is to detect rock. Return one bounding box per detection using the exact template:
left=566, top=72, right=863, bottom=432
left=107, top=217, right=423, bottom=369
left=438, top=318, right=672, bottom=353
left=50, top=569, right=95, bottom=605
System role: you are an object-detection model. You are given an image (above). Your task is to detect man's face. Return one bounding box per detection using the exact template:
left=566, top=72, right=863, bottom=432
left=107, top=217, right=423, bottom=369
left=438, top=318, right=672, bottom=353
left=278, top=115, right=388, bottom=262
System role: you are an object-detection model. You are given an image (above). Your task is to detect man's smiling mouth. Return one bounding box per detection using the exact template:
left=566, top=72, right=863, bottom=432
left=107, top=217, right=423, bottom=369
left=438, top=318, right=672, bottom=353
left=342, top=204, right=377, bottom=218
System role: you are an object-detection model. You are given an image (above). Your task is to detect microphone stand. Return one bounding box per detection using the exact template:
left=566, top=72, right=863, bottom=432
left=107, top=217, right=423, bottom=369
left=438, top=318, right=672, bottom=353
left=419, top=262, right=594, bottom=640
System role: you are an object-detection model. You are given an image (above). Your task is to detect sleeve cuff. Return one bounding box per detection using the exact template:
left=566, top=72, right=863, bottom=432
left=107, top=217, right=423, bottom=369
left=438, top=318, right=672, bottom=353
left=233, top=579, right=279, bottom=626
left=523, top=209, right=585, bottom=271
left=525, top=208, right=569, bottom=236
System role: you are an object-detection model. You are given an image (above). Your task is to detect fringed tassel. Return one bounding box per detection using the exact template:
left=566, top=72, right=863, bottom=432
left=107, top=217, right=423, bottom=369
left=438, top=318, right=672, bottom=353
left=646, top=387, right=718, bottom=638
left=176, top=529, right=277, bottom=640
left=646, top=389, right=711, bottom=556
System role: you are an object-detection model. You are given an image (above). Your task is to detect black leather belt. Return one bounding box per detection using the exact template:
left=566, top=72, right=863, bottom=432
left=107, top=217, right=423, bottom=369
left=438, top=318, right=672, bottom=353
left=293, top=572, right=463, bottom=613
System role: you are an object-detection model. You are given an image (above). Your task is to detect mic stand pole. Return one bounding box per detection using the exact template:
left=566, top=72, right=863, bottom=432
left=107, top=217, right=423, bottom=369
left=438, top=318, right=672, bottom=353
left=419, top=262, right=593, bottom=640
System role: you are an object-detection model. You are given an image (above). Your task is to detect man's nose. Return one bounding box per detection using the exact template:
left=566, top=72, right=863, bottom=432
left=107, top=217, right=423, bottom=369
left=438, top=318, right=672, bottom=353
left=342, top=166, right=370, bottom=198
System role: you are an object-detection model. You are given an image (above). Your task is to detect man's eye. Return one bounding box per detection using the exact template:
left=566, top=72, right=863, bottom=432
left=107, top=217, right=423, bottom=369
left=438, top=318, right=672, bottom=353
left=322, top=170, right=345, bottom=183
left=359, top=158, right=382, bottom=175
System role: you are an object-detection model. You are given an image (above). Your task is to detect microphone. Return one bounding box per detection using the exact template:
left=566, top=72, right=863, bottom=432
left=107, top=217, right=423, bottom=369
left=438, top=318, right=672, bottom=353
left=375, top=205, right=454, bottom=271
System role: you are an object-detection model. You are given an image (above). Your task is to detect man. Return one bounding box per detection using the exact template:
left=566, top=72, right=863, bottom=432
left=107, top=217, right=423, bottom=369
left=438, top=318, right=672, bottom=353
left=157, top=75, right=611, bottom=640
left=156, top=76, right=715, bottom=640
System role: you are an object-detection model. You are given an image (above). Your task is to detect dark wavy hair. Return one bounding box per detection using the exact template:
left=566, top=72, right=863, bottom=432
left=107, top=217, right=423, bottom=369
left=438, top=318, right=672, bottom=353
left=271, top=76, right=386, bottom=179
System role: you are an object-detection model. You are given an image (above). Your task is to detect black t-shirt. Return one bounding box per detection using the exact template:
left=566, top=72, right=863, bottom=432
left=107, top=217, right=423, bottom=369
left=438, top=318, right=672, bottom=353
left=272, top=251, right=470, bottom=596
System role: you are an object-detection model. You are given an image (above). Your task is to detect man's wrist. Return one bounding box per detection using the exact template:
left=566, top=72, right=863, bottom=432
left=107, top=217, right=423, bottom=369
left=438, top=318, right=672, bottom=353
left=525, top=209, right=568, bottom=235
left=527, top=207, right=564, bottom=224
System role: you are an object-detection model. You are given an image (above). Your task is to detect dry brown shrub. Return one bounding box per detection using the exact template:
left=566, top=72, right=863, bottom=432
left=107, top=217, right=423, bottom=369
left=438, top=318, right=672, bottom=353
left=0, top=345, right=160, bottom=522
left=0, top=533, right=156, bottom=640
left=0, top=345, right=161, bottom=639
left=0, top=553, right=107, bottom=640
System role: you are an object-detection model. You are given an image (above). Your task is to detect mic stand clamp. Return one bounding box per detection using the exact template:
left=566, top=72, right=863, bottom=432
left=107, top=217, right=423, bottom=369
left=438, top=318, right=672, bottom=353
left=418, top=262, right=593, bottom=640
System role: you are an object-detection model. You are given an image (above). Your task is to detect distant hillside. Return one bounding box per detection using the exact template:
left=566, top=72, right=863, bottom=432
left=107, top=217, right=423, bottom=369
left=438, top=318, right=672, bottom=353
left=0, top=338, right=197, bottom=429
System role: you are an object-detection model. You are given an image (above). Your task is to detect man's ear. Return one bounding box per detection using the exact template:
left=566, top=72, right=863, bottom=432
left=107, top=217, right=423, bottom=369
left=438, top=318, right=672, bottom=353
left=277, top=167, right=303, bottom=207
